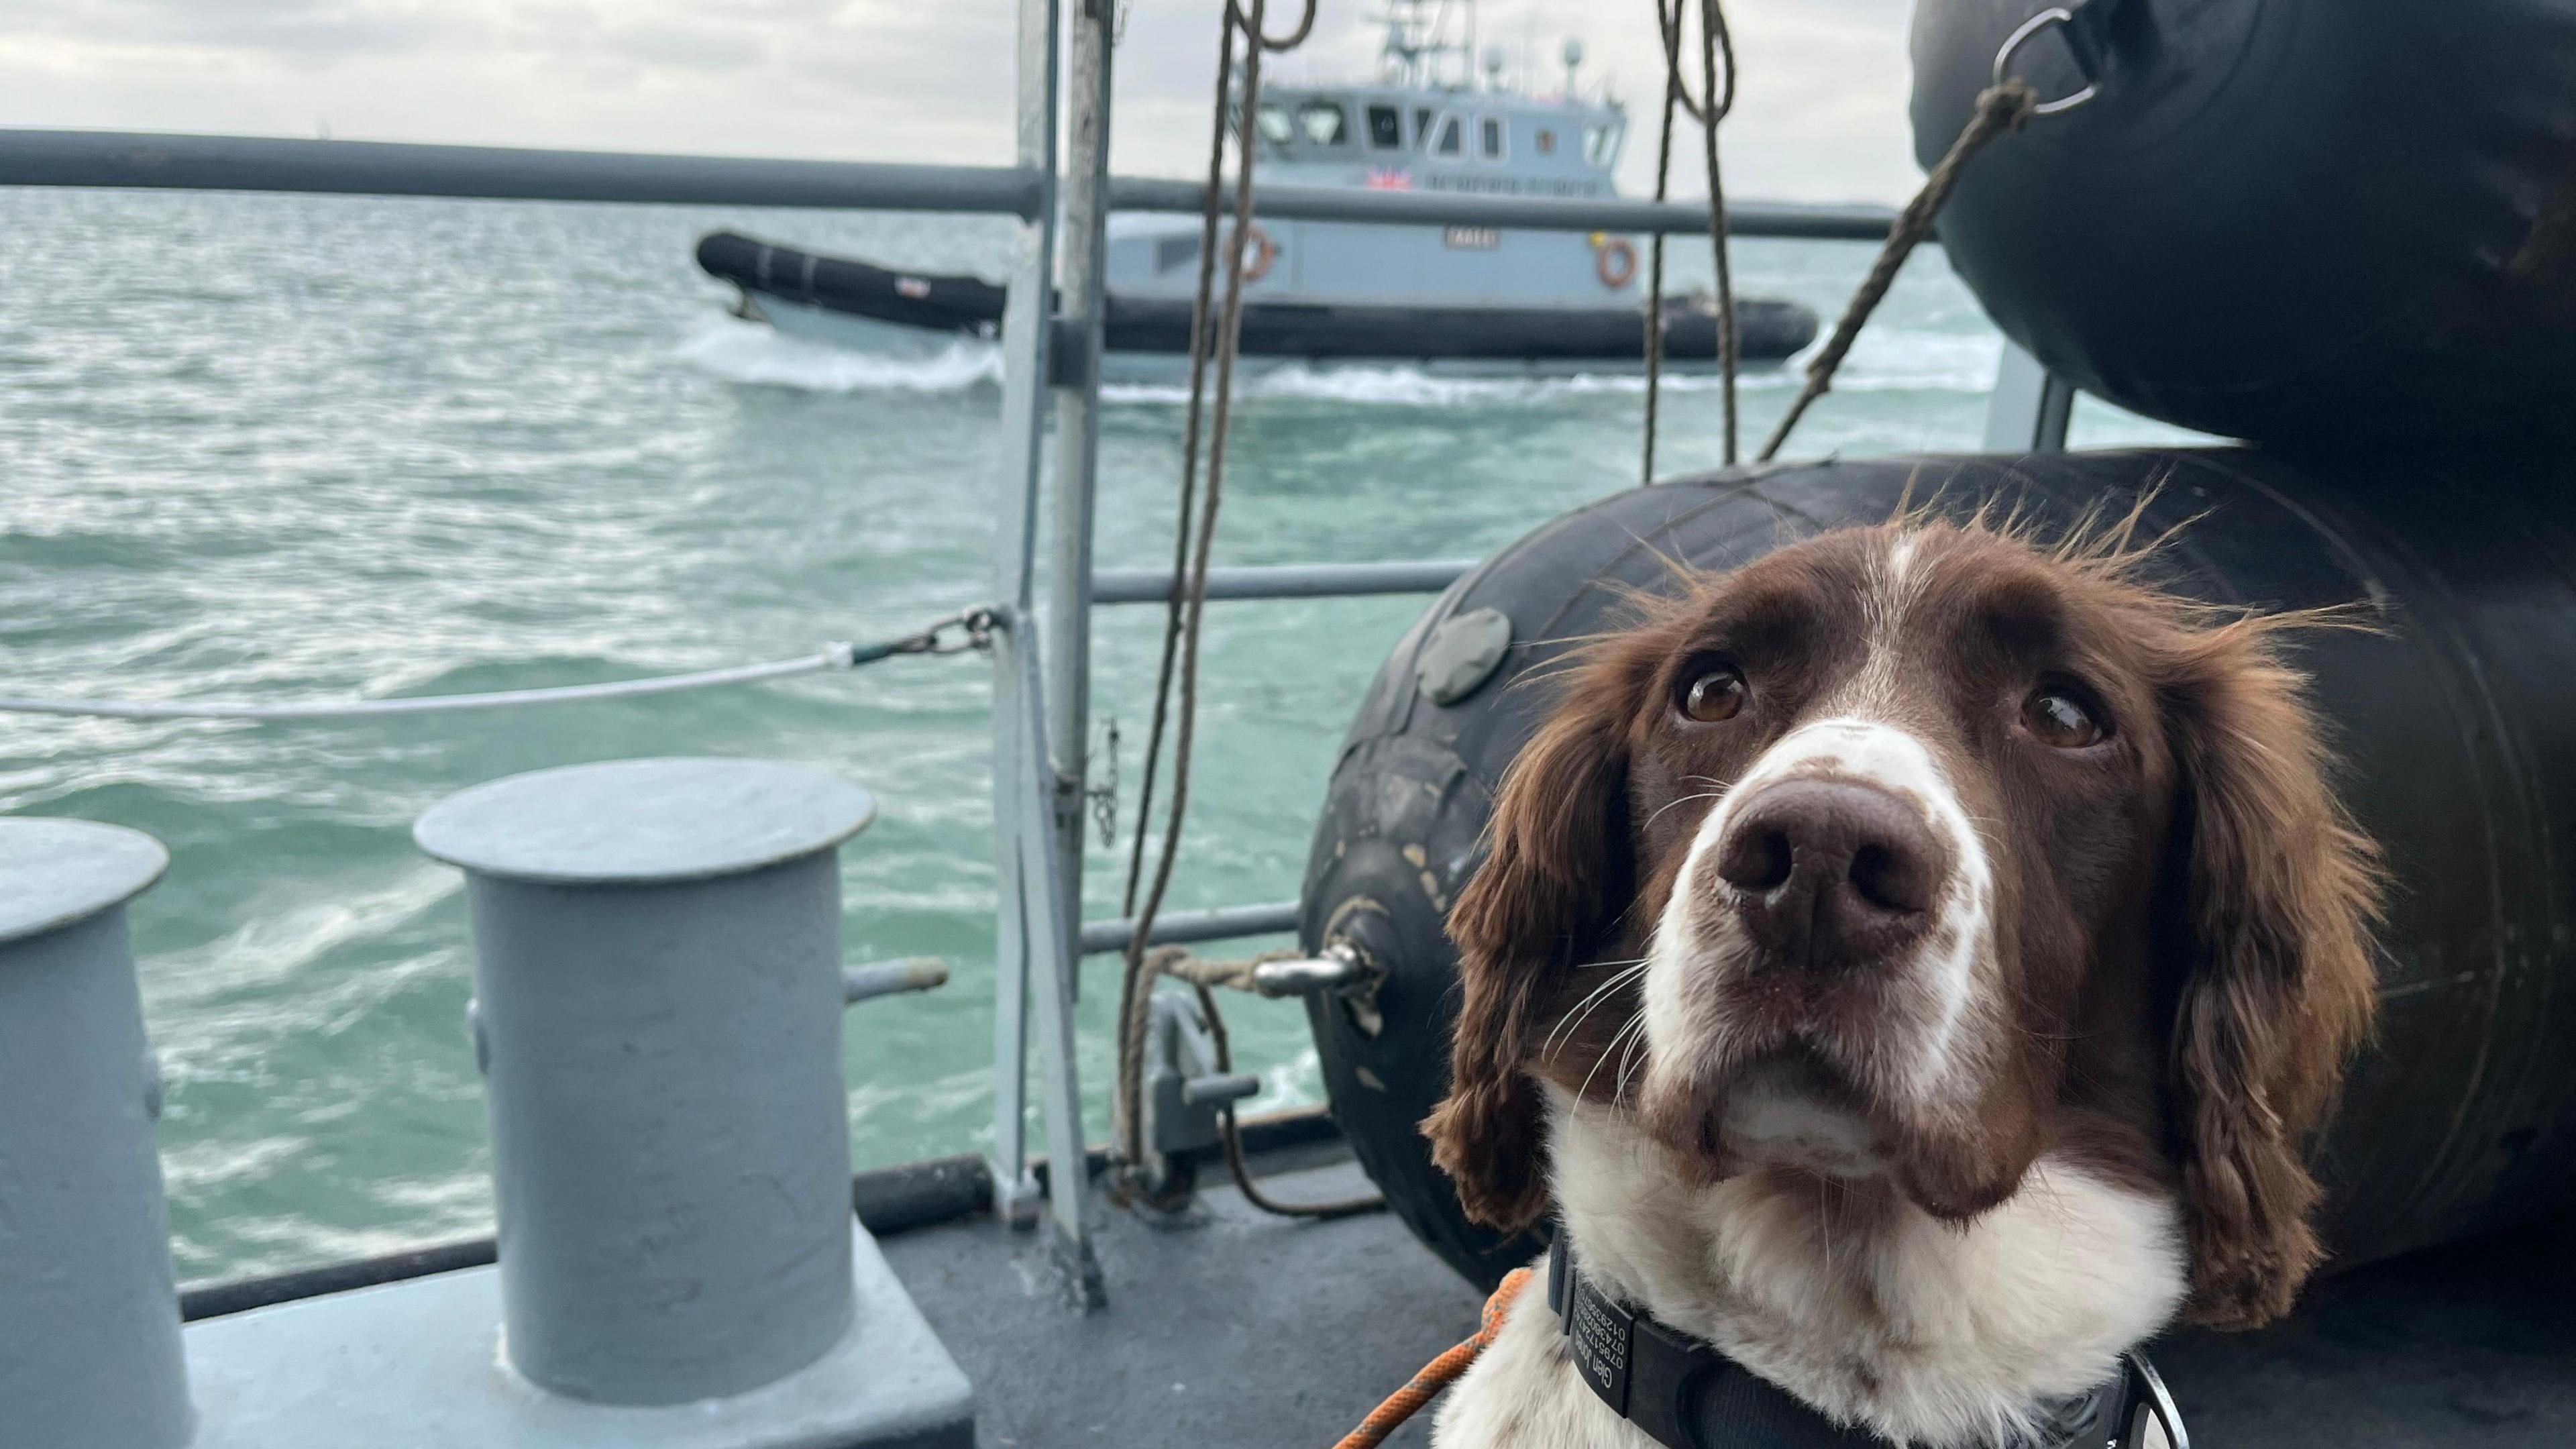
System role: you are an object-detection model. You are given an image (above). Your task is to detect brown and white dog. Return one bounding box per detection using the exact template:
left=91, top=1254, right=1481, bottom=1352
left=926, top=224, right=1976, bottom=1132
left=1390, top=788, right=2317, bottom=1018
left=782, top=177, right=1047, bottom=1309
left=1426, top=516, right=2380, bottom=1448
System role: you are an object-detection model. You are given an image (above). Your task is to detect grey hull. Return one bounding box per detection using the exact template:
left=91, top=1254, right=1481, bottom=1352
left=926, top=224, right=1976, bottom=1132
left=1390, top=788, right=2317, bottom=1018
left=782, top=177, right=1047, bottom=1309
left=746, top=293, right=1791, bottom=386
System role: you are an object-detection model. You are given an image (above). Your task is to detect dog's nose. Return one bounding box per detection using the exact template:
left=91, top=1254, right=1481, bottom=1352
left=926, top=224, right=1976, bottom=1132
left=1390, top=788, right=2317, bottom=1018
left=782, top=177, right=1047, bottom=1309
left=1712, top=778, right=1948, bottom=967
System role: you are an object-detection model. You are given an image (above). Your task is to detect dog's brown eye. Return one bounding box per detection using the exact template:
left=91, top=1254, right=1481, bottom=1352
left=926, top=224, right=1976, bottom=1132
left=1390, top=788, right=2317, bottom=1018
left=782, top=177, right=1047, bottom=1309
left=1681, top=667, right=1748, bottom=723
left=2023, top=688, right=2106, bottom=748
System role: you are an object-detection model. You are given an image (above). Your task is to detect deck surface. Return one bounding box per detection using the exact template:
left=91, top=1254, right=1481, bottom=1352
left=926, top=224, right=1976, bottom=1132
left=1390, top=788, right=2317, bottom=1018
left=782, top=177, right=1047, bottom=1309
left=881, top=1145, right=2576, bottom=1448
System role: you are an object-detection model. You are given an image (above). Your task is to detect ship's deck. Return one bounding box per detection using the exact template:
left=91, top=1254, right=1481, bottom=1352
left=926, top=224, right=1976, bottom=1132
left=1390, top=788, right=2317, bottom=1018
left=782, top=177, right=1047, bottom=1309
left=880, top=1141, right=2576, bottom=1448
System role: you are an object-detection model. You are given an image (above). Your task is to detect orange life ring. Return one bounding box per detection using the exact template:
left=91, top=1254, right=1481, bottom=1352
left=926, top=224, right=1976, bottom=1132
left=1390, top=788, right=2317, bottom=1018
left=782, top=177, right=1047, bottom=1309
left=1238, top=223, right=1278, bottom=283
left=1595, top=236, right=1638, bottom=290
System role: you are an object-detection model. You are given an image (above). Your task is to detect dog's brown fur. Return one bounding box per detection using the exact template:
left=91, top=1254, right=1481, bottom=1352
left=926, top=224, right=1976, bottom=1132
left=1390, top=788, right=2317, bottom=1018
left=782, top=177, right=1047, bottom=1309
left=1424, top=515, right=2379, bottom=1330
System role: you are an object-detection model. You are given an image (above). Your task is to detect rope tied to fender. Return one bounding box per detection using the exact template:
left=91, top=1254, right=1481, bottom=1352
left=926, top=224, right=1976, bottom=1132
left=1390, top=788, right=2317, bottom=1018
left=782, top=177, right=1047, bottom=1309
left=1332, top=1267, right=1535, bottom=1449
left=1758, top=80, right=2040, bottom=461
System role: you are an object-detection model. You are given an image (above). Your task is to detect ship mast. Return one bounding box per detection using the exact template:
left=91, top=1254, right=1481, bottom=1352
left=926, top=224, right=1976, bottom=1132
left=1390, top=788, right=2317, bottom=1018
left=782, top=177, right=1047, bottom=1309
left=1378, top=0, right=1477, bottom=92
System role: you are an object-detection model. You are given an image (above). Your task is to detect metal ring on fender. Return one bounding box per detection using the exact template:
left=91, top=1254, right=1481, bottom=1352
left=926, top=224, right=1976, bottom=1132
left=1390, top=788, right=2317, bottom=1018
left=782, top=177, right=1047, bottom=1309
left=1595, top=236, right=1638, bottom=290
left=1236, top=223, right=1277, bottom=283
left=1993, top=7, right=2100, bottom=116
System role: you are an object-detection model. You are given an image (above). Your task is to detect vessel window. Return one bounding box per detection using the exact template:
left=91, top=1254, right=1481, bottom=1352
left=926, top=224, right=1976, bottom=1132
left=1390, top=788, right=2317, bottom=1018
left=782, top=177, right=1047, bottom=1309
left=1153, top=234, right=1199, bottom=273
left=1535, top=127, right=1556, bottom=155
left=1256, top=103, right=1295, bottom=147
left=1413, top=106, right=1435, bottom=146
left=1480, top=117, right=1505, bottom=159
left=1366, top=103, right=1403, bottom=149
left=1435, top=115, right=1462, bottom=156
left=1582, top=119, right=1624, bottom=167
left=1297, top=101, right=1350, bottom=146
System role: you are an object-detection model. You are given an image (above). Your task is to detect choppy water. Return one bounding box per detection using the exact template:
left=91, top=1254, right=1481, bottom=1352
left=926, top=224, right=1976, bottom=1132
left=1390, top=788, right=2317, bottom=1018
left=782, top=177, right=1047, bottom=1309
left=0, top=187, right=2193, bottom=1284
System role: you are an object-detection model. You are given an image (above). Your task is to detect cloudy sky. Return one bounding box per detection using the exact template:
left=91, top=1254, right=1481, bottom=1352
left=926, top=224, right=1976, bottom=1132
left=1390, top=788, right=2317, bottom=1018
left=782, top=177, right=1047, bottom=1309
left=1, top=1, right=1923, bottom=203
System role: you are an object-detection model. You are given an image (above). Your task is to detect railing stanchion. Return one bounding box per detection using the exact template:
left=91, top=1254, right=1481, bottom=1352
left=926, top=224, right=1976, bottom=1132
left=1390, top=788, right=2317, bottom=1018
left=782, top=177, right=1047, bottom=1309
left=1983, top=340, right=2077, bottom=451
left=987, top=0, right=1103, bottom=1306
left=1046, top=0, right=1118, bottom=989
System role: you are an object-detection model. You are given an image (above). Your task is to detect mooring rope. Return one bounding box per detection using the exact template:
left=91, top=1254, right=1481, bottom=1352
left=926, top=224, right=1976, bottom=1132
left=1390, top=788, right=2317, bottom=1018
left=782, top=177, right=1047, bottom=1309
left=1694, top=0, right=1741, bottom=466
left=1112, top=0, right=1381, bottom=1222
left=1756, top=80, right=2037, bottom=461
left=1638, top=3, right=1684, bottom=486
left=1119, top=0, right=1243, bottom=920
left=0, top=608, right=994, bottom=722
left=1642, top=0, right=1741, bottom=482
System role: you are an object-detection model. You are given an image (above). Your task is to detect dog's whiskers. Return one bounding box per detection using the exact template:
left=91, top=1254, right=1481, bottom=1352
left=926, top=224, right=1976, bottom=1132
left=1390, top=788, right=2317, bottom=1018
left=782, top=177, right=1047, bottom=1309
left=1644, top=790, right=1727, bottom=832
left=1583, top=1006, right=1649, bottom=1104
left=1544, top=961, right=1650, bottom=1061
left=1613, top=1013, right=1653, bottom=1103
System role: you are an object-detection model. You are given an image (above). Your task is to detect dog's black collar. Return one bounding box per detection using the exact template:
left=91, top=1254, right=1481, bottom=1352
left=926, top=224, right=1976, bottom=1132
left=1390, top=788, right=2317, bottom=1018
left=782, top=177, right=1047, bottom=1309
left=1546, top=1246, right=2186, bottom=1449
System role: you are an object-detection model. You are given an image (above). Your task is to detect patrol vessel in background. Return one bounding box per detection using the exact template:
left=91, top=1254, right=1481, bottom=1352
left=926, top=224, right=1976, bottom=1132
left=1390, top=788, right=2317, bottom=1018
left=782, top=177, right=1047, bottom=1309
left=698, top=2, right=1818, bottom=381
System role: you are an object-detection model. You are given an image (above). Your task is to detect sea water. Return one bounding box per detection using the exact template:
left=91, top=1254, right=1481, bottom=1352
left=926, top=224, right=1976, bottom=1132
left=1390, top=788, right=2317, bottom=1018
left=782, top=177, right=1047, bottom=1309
left=0, top=188, right=2194, bottom=1283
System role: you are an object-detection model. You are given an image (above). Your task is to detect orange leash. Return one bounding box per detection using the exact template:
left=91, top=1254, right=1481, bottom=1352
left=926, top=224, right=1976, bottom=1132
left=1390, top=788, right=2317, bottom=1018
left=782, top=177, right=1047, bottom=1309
left=1333, top=1266, right=1534, bottom=1449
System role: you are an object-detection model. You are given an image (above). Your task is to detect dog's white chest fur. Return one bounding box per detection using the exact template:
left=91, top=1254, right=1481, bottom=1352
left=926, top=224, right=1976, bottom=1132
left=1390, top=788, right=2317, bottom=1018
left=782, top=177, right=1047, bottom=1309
left=1432, top=1092, right=2186, bottom=1449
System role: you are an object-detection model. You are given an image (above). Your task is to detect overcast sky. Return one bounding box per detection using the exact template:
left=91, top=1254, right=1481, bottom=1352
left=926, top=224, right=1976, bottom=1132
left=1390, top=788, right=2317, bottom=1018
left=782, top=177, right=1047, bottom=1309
left=1, top=1, right=1923, bottom=203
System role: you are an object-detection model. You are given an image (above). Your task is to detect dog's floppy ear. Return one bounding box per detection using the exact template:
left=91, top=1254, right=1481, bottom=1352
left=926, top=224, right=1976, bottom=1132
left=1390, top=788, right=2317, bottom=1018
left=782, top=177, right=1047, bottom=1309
left=2161, top=624, right=2380, bottom=1330
left=1424, top=664, right=1638, bottom=1233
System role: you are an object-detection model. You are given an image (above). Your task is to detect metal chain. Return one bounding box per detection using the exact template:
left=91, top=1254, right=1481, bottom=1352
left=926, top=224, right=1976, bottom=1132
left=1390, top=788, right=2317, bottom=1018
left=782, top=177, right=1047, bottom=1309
left=1087, top=717, right=1122, bottom=849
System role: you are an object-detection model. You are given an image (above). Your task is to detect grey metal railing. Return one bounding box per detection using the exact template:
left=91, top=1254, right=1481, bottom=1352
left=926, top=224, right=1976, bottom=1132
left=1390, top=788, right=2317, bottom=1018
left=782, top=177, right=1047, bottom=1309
left=1091, top=560, right=1474, bottom=606
left=1076, top=901, right=1301, bottom=957
left=1111, top=176, right=1898, bottom=239
left=0, top=128, right=1896, bottom=241
left=0, top=129, right=1045, bottom=214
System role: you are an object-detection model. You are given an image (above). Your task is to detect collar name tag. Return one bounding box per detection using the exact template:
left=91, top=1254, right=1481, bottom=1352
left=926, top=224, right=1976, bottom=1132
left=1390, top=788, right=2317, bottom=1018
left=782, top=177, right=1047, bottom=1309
left=1564, top=1272, right=1636, bottom=1415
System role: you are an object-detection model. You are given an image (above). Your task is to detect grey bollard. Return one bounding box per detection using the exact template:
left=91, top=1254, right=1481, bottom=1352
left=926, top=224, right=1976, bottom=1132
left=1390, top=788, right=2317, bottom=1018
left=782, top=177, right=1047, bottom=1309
left=414, top=757, right=876, bottom=1407
left=0, top=819, right=193, bottom=1449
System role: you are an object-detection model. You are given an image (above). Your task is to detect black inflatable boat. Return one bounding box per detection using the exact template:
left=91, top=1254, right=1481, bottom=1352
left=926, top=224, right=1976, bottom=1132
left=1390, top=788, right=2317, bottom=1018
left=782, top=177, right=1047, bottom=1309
left=694, top=231, right=1819, bottom=378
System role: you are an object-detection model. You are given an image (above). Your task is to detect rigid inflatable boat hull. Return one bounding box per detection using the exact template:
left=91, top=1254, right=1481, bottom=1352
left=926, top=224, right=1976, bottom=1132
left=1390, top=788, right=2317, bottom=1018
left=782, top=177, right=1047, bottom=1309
left=698, top=231, right=1821, bottom=379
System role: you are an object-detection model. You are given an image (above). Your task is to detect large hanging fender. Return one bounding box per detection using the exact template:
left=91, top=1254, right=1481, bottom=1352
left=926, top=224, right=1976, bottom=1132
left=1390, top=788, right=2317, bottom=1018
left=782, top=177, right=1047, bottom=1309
left=1910, top=0, right=2576, bottom=446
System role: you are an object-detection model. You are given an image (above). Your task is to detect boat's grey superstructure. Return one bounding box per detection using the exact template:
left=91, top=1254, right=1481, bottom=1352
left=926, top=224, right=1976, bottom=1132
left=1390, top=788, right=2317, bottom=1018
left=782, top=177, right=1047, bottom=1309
left=6, top=0, right=2576, bottom=1445
left=1100, top=3, right=1644, bottom=314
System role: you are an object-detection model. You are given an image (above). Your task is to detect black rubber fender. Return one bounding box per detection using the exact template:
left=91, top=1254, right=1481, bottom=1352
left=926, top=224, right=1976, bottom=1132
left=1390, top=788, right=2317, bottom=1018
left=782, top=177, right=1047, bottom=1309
left=1301, top=449, right=2576, bottom=1289
left=1908, top=0, right=2576, bottom=446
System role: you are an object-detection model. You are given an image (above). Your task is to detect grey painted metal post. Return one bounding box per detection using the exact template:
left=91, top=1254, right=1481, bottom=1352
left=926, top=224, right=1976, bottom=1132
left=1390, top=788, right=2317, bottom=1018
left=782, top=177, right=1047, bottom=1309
left=1984, top=339, right=2076, bottom=451
left=1045, top=0, right=1116, bottom=975
left=0, top=819, right=192, bottom=1449
left=1005, top=619, right=1105, bottom=1305
left=985, top=0, right=1063, bottom=1230
left=414, top=758, right=876, bottom=1405
left=989, top=0, right=1104, bottom=1311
